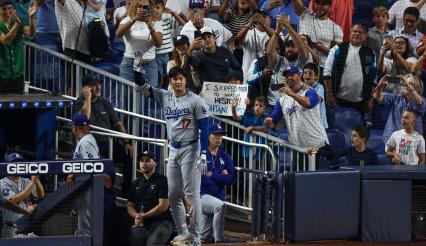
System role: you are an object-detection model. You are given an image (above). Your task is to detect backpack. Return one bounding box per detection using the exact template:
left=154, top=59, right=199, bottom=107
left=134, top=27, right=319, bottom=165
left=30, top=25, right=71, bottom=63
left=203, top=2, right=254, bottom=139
left=87, top=18, right=111, bottom=60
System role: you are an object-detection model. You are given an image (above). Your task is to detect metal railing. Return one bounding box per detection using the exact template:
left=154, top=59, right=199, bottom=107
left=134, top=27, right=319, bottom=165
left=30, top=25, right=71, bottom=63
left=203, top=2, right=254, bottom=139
left=210, top=115, right=316, bottom=173
left=24, top=41, right=315, bottom=213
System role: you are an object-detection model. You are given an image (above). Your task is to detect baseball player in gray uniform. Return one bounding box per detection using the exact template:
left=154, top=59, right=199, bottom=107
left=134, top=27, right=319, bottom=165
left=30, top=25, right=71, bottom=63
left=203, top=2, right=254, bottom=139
left=135, top=66, right=210, bottom=246
left=67, top=112, right=100, bottom=235
left=0, top=153, right=44, bottom=238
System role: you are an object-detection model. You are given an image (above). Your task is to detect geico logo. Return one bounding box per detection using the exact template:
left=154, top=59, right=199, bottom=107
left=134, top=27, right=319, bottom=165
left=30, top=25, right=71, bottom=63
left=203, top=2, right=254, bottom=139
left=7, top=163, right=49, bottom=174
left=62, top=162, right=104, bottom=173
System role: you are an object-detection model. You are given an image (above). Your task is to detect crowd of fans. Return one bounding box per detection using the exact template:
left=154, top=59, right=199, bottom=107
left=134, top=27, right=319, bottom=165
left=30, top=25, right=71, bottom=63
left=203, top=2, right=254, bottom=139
left=2, top=0, right=426, bottom=245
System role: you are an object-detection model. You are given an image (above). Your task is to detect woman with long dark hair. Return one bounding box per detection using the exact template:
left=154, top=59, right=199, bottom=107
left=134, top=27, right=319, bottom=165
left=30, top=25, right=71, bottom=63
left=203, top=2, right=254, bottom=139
left=377, top=36, right=417, bottom=94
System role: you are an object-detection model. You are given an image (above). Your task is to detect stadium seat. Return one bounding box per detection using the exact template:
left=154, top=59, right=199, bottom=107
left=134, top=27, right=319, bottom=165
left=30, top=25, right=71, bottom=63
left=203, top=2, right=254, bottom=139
left=376, top=154, right=392, bottom=165
left=332, top=107, right=364, bottom=142
left=38, top=43, right=62, bottom=53
left=111, top=42, right=125, bottom=53
left=319, top=128, right=347, bottom=169
left=371, top=103, right=390, bottom=130
left=103, top=46, right=124, bottom=65
left=95, top=62, right=120, bottom=76
left=367, top=129, right=385, bottom=155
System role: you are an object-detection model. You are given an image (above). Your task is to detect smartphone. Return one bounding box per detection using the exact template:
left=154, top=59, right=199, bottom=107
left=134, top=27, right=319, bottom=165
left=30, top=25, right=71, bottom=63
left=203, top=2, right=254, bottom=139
left=142, top=4, right=150, bottom=13
left=194, top=30, right=202, bottom=39
left=388, top=75, right=400, bottom=84
left=271, top=83, right=285, bottom=91
left=384, top=35, right=393, bottom=45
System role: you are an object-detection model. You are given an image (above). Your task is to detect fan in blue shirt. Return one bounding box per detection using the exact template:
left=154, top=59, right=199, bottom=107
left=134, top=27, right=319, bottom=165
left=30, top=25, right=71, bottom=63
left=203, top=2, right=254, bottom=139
left=346, top=126, right=378, bottom=166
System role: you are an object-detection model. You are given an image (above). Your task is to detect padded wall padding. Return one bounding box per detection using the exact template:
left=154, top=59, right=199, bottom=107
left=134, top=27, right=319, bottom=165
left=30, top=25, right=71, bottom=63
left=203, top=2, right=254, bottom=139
left=285, top=171, right=360, bottom=242
left=361, top=180, right=411, bottom=242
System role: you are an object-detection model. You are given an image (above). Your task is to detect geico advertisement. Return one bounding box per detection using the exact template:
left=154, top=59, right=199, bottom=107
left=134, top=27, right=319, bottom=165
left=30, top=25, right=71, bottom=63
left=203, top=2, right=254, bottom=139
left=5, top=162, right=105, bottom=175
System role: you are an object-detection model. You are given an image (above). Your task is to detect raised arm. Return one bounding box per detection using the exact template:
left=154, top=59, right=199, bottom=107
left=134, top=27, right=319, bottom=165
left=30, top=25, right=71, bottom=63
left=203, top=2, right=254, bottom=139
left=218, top=0, right=229, bottom=22
left=166, top=7, right=186, bottom=26
left=291, top=0, right=305, bottom=16
left=373, top=74, right=389, bottom=103
left=411, top=52, right=426, bottom=74
left=9, top=180, right=35, bottom=204
left=280, top=15, right=308, bottom=62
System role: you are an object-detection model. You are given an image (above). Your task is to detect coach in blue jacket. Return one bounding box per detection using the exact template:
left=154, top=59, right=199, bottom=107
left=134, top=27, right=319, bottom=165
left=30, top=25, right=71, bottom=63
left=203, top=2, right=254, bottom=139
left=200, top=123, right=235, bottom=243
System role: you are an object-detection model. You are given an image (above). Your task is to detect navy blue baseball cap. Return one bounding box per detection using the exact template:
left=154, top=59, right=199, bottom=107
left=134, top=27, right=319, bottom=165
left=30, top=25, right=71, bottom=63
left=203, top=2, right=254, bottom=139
left=82, top=73, right=102, bottom=86
left=210, top=123, right=224, bottom=135
left=189, top=0, right=205, bottom=9
left=68, top=113, right=90, bottom=127
left=5, top=153, right=25, bottom=162
left=282, top=66, right=300, bottom=77
left=0, top=0, right=12, bottom=6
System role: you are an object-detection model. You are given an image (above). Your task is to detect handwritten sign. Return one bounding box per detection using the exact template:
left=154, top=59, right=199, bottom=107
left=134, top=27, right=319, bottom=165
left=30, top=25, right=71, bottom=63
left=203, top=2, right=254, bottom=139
left=201, top=82, right=248, bottom=116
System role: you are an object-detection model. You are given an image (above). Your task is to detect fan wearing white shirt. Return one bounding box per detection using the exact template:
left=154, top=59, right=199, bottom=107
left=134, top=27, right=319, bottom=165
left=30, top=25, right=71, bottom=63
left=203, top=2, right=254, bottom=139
left=386, top=109, right=426, bottom=165
left=180, top=0, right=233, bottom=48
left=235, top=8, right=275, bottom=83
left=116, top=0, right=163, bottom=87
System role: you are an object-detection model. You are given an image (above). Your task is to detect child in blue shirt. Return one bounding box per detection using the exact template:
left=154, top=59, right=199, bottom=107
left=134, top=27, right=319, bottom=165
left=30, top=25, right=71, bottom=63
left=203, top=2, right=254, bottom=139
left=231, top=96, right=269, bottom=161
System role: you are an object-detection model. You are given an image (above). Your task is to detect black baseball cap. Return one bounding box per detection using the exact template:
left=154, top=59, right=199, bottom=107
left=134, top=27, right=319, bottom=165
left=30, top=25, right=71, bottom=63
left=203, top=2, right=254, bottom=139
left=82, top=73, right=102, bottom=86
left=173, top=35, right=190, bottom=46
left=138, top=151, right=157, bottom=162
left=0, top=0, right=12, bottom=6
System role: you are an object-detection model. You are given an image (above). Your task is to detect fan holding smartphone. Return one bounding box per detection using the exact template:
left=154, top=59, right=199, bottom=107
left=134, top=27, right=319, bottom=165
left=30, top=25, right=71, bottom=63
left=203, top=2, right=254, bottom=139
left=115, top=0, right=163, bottom=87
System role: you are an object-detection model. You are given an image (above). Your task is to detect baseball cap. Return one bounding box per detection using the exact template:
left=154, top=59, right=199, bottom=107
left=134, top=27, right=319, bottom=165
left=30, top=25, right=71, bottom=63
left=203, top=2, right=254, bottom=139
left=282, top=66, right=300, bottom=77
left=68, top=113, right=90, bottom=127
left=254, top=8, right=268, bottom=15
left=0, top=0, right=12, bottom=6
left=201, top=26, right=215, bottom=37
left=227, top=70, right=243, bottom=83
left=210, top=123, right=224, bottom=135
left=189, top=0, right=205, bottom=9
left=173, top=35, right=190, bottom=46
left=5, top=153, right=25, bottom=162
left=139, top=151, right=157, bottom=162
left=82, top=73, right=102, bottom=87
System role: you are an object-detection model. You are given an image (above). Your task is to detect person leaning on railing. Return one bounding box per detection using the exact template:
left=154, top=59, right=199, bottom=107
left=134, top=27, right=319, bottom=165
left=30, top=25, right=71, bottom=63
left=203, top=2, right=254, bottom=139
left=0, top=0, right=36, bottom=93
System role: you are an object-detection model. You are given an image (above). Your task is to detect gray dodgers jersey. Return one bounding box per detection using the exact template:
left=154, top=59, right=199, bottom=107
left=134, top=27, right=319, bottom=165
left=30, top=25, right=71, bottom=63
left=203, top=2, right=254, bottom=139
left=73, top=133, right=100, bottom=160
left=0, top=177, right=33, bottom=223
left=153, top=88, right=209, bottom=143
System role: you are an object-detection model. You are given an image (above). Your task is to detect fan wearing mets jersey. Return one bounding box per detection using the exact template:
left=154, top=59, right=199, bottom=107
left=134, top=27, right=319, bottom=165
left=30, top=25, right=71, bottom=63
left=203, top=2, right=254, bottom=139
left=135, top=66, right=211, bottom=246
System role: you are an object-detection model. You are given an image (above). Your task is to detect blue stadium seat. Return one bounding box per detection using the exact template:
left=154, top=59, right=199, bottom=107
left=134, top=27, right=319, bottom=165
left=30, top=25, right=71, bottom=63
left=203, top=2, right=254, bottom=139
left=319, top=128, right=347, bottom=169
left=103, top=46, right=124, bottom=64
left=371, top=103, right=390, bottom=130
left=367, top=129, right=385, bottom=155
left=95, top=62, right=120, bottom=76
left=111, top=42, right=125, bottom=53
left=38, top=43, right=62, bottom=53
left=376, top=154, right=392, bottom=165
left=274, top=128, right=288, bottom=141
left=332, top=107, right=364, bottom=142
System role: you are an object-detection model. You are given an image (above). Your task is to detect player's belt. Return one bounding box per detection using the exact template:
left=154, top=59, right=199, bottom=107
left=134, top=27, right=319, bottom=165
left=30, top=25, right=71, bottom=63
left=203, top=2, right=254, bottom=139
left=170, top=139, right=198, bottom=149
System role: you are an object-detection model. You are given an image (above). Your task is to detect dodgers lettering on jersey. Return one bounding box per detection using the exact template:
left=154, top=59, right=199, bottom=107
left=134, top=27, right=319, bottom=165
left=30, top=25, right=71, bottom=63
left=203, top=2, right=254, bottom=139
left=152, top=87, right=209, bottom=143
left=73, top=134, right=100, bottom=160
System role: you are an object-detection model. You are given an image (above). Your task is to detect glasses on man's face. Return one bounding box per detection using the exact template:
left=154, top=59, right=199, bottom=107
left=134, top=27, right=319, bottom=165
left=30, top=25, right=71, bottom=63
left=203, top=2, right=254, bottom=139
left=394, top=41, right=406, bottom=45
left=404, top=18, right=417, bottom=24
